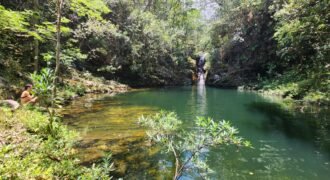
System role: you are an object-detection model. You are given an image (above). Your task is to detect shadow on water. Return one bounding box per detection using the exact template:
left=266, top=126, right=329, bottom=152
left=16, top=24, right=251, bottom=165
left=247, top=101, right=330, bottom=154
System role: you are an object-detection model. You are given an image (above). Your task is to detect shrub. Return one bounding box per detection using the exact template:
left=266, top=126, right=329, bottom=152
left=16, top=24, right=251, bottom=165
left=139, top=111, right=251, bottom=179
left=0, top=108, right=113, bottom=179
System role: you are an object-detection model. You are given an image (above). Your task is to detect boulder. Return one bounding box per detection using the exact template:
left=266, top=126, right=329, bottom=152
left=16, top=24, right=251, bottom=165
left=0, top=100, right=20, bottom=110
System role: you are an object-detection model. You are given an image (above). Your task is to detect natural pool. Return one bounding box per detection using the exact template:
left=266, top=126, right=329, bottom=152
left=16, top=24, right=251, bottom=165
left=62, top=86, right=330, bottom=179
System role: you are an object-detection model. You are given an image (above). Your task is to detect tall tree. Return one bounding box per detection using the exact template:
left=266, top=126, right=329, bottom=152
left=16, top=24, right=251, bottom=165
left=51, top=0, right=63, bottom=108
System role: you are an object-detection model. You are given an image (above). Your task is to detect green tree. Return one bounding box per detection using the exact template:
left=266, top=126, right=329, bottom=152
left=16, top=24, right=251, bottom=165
left=274, top=0, right=329, bottom=71
left=52, top=0, right=64, bottom=110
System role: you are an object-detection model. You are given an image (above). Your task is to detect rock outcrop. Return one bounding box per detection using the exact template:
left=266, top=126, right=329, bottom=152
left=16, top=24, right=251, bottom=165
left=0, top=100, right=20, bottom=110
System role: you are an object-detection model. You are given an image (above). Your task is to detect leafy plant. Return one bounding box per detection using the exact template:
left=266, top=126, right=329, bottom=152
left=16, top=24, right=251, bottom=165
left=139, top=111, right=251, bottom=179
left=30, top=68, right=55, bottom=107
left=30, top=68, right=63, bottom=136
left=0, top=108, right=113, bottom=179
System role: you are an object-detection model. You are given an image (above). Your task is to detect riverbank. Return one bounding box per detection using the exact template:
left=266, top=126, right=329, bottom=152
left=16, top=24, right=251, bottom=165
left=207, top=70, right=329, bottom=107
left=236, top=86, right=329, bottom=109
left=0, top=107, right=114, bottom=179
left=236, top=75, right=330, bottom=107
left=59, top=68, right=129, bottom=103
left=0, top=68, right=129, bottom=104
left=0, top=68, right=130, bottom=178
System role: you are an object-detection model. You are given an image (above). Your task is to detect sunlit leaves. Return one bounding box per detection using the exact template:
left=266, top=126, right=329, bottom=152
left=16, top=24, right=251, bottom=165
left=139, top=111, right=181, bottom=138
left=31, top=68, right=55, bottom=107
left=274, top=0, right=330, bottom=68
left=0, top=5, right=30, bottom=33
left=139, top=111, right=251, bottom=178
left=70, top=0, right=110, bottom=20
left=74, top=19, right=118, bottom=39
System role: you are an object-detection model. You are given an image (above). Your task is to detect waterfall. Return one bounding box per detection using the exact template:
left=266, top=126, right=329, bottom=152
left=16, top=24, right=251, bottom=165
left=197, top=72, right=205, bottom=86
left=197, top=53, right=206, bottom=86
left=196, top=71, right=207, bottom=116
left=196, top=53, right=207, bottom=115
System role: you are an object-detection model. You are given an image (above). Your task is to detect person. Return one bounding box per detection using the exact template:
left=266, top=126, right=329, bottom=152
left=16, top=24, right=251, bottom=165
left=20, top=84, right=38, bottom=105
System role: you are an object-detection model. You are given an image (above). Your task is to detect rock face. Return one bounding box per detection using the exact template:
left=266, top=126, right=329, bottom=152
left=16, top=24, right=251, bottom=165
left=206, top=69, right=250, bottom=88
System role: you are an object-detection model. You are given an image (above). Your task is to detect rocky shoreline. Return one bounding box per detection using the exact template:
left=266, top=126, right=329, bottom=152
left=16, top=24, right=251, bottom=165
left=0, top=69, right=130, bottom=108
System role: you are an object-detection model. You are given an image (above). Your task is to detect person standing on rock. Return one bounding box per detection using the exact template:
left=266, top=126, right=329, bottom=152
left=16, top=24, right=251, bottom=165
left=20, top=84, right=38, bottom=105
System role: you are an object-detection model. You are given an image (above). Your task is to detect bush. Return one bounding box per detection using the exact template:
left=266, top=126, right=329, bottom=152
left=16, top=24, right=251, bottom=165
left=139, top=111, right=251, bottom=179
left=30, top=68, right=55, bottom=108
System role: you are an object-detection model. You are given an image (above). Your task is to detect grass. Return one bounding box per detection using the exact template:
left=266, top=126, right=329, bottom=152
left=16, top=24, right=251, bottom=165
left=0, top=108, right=113, bottom=179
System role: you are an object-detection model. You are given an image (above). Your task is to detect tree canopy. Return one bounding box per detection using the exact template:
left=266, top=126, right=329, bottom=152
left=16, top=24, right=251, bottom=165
left=0, top=0, right=328, bottom=100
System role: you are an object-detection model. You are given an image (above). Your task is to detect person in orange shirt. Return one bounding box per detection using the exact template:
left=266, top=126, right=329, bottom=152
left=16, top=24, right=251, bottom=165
left=20, top=84, right=38, bottom=105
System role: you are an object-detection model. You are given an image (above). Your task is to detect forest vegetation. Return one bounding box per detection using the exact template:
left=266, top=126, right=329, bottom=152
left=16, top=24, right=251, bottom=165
left=206, top=0, right=329, bottom=104
left=0, top=0, right=328, bottom=103
left=0, top=0, right=329, bottom=179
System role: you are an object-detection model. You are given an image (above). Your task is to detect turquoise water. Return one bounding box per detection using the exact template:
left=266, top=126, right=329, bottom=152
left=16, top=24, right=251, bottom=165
left=63, top=86, right=330, bottom=179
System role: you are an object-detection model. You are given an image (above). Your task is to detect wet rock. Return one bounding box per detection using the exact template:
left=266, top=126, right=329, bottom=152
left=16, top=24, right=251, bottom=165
left=238, top=86, right=245, bottom=91
left=207, top=71, right=242, bottom=88
left=213, top=74, right=220, bottom=83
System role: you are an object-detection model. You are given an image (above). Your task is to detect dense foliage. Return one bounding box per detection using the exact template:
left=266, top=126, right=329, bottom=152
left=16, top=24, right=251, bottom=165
left=207, top=0, right=329, bottom=103
left=0, top=0, right=206, bottom=88
left=0, top=0, right=328, bottom=178
left=1, top=0, right=327, bottom=101
left=0, top=108, right=113, bottom=179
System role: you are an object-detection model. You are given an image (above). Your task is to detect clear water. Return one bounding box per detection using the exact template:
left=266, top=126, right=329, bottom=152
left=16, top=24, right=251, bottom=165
left=62, top=86, right=330, bottom=179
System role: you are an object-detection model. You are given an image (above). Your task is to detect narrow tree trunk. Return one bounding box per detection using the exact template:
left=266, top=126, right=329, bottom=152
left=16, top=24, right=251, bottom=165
left=33, top=0, right=39, bottom=72
left=51, top=0, right=63, bottom=108
left=174, top=156, right=180, bottom=180
left=170, top=142, right=181, bottom=180
left=33, top=39, right=39, bottom=72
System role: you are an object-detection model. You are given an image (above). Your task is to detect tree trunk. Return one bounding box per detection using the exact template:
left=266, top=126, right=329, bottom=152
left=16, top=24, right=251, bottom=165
left=33, top=39, right=39, bottom=72
left=174, top=156, right=181, bottom=180
left=51, top=0, right=63, bottom=108
left=33, top=0, right=39, bottom=72
left=170, top=142, right=181, bottom=180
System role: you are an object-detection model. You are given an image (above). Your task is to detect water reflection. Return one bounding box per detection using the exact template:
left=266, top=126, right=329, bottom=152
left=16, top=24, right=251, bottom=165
left=247, top=101, right=330, bottom=153
left=62, top=88, right=330, bottom=179
left=196, top=81, right=207, bottom=116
